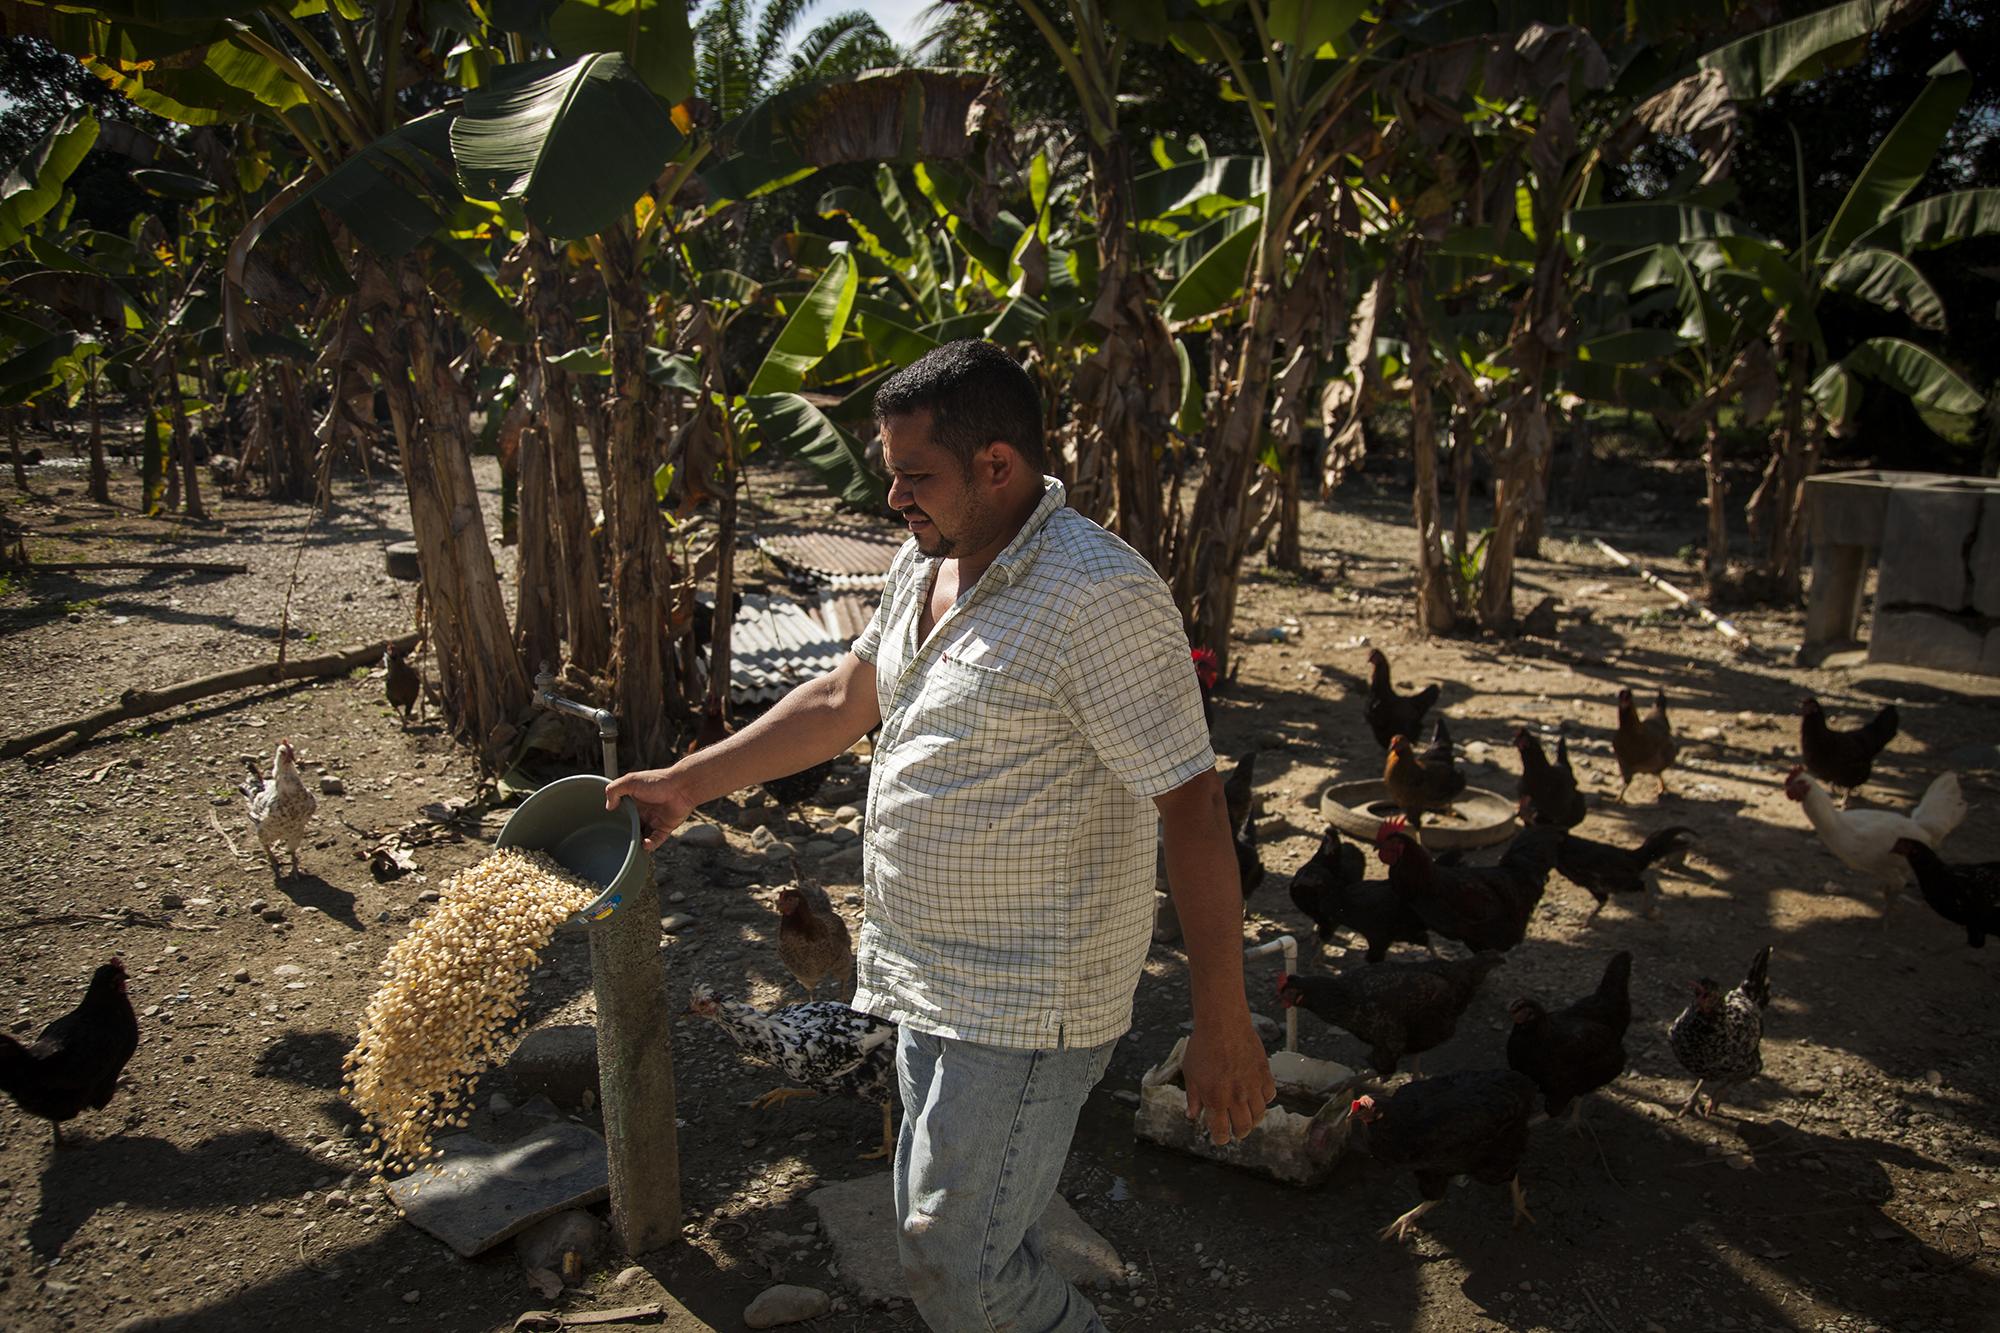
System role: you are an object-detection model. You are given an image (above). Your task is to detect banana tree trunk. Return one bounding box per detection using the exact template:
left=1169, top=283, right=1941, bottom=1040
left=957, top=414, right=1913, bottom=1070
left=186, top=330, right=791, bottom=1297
left=1070, top=134, right=1175, bottom=568
left=1178, top=270, right=1280, bottom=668
left=526, top=232, right=611, bottom=675
left=1703, top=417, right=1729, bottom=586
left=515, top=415, right=561, bottom=673
left=87, top=361, right=109, bottom=505
left=8, top=409, right=25, bottom=491
left=596, top=220, right=675, bottom=768
left=1749, top=325, right=1811, bottom=601
left=167, top=363, right=205, bottom=520
left=379, top=276, right=528, bottom=756
left=1479, top=398, right=1548, bottom=633
left=1402, top=265, right=1458, bottom=636
left=277, top=361, right=313, bottom=502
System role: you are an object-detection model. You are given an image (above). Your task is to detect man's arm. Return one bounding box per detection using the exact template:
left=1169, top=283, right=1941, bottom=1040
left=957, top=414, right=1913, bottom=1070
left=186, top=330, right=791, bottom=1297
left=1156, top=769, right=1275, bottom=1145
left=605, top=651, right=881, bottom=849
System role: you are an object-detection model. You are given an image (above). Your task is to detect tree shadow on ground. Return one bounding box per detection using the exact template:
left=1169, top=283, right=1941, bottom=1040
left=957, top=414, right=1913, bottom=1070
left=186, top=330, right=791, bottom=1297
left=28, top=1130, right=327, bottom=1260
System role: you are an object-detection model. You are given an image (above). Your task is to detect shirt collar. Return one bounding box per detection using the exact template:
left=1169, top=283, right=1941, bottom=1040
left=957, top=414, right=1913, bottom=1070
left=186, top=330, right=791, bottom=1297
left=983, top=476, right=1066, bottom=587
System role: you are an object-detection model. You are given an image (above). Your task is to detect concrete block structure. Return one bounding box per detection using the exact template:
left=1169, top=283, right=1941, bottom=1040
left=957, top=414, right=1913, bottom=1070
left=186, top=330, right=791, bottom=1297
left=1803, top=470, right=2000, bottom=676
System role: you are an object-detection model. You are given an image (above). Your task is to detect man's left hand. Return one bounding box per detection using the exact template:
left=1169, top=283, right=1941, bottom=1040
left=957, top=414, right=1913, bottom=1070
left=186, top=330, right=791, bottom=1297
left=1181, top=1013, right=1276, bottom=1147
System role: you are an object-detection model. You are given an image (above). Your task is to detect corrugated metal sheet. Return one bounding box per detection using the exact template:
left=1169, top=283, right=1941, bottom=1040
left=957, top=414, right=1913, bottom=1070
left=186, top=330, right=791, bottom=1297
left=727, top=592, right=856, bottom=704
left=756, top=525, right=903, bottom=590
left=810, top=591, right=877, bottom=641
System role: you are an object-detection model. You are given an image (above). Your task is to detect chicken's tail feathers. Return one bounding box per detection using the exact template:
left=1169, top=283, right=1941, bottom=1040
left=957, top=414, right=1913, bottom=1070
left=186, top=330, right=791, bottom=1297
left=1741, top=945, right=1773, bottom=1009
left=1634, top=826, right=1698, bottom=868
left=1870, top=702, right=1902, bottom=742
left=1912, top=771, right=1967, bottom=846
left=1598, top=950, right=1634, bottom=1001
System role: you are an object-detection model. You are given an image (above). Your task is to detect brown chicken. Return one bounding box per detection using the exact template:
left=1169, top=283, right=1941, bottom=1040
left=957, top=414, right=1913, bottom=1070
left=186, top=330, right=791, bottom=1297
left=1613, top=687, right=1678, bottom=801
left=1514, top=729, right=1585, bottom=829
left=1364, top=649, right=1440, bottom=751
left=0, top=959, right=139, bottom=1147
left=1384, top=734, right=1466, bottom=824
left=384, top=644, right=421, bottom=727
left=1800, top=697, right=1898, bottom=800
left=776, top=875, right=853, bottom=1001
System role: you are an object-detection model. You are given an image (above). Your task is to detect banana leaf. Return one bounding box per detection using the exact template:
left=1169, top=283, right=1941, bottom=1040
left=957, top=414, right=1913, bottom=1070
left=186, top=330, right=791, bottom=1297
left=1822, top=248, right=1945, bottom=331
left=1818, top=53, right=1972, bottom=263
left=747, top=251, right=858, bottom=396
left=0, top=112, right=98, bottom=250
left=746, top=391, right=884, bottom=509
left=547, top=0, right=694, bottom=103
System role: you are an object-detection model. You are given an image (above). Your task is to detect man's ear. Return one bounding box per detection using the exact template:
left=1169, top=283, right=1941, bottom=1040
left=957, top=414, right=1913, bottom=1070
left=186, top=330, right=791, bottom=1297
left=978, top=439, right=1019, bottom=489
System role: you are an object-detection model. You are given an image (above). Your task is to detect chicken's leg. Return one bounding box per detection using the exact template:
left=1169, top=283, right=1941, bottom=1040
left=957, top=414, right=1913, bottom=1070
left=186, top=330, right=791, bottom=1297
left=1509, top=1177, right=1535, bottom=1228
left=1676, top=1079, right=1705, bottom=1117
left=860, top=1101, right=893, bottom=1162
left=1615, top=778, right=1631, bottom=803
left=50, top=1122, right=65, bottom=1149
left=1378, top=1199, right=1438, bottom=1242
left=1408, top=1054, right=1424, bottom=1080
left=751, top=1086, right=820, bottom=1112
left=1584, top=898, right=1606, bottom=927
left=1564, top=1099, right=1586, bottom=1134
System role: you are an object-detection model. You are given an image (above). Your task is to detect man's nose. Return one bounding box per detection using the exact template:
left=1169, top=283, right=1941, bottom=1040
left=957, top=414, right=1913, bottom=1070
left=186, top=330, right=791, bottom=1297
left=887, top=476, right=910, bottom=509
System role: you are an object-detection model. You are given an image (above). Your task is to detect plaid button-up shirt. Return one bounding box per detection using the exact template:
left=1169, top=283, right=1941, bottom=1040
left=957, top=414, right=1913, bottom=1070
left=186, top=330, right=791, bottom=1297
left=850, top=477, right=1214, bottom=1050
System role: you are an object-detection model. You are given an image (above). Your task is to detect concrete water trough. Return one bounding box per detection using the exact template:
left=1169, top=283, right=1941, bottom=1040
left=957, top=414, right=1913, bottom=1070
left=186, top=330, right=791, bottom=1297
left=1320, top=780, right=1521, bottom=851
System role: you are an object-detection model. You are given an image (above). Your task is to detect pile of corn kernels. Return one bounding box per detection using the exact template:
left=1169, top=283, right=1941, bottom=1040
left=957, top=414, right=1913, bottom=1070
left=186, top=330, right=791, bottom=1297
left=343, top=847, right=597, bottom=1176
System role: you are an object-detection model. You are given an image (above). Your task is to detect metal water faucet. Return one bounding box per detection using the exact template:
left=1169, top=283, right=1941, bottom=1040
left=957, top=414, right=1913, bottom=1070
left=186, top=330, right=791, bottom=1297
left=534, top=664, right=621, bottom=780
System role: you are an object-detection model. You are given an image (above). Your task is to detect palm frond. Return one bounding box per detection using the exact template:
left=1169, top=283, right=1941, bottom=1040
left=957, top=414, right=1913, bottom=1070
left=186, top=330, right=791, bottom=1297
left=782, top=11, right=902, bottom=86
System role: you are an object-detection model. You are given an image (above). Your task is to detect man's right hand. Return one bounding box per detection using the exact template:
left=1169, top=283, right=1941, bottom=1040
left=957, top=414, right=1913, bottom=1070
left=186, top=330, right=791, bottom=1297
left=604, top=766, right=700, bottom=851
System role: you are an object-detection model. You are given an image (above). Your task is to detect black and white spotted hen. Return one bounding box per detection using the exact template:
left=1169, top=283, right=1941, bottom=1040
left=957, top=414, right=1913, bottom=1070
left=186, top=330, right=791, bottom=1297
left=687, top=985, right=897, bottom=1158
left=1667, top=945, right=1771, bottom=1118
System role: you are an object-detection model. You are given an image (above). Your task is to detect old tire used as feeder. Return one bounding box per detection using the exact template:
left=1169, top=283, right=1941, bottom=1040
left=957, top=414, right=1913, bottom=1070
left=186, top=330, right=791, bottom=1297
left=385, top=539, right=420, bottom=581
left=1320, top=779, right=1518, bottom=851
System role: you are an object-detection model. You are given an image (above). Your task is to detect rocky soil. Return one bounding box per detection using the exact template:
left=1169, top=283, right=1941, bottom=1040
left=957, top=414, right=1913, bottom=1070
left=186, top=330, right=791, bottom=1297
left=0, top=439, right=1995, bottom=1333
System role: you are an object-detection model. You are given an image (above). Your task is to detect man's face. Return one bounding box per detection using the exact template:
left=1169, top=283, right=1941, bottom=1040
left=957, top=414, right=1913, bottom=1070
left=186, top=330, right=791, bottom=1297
left=881, top=411, right=990, bottom=559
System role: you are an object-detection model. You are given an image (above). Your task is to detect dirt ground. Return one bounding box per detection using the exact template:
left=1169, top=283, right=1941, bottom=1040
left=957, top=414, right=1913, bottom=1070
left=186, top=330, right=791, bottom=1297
left=0, top=433, right=1995, bottom=1333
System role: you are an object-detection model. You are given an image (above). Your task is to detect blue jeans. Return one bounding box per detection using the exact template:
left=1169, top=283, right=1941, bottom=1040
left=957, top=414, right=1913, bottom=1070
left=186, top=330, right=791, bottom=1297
left=893, top=1026, right=1118, bottom=1332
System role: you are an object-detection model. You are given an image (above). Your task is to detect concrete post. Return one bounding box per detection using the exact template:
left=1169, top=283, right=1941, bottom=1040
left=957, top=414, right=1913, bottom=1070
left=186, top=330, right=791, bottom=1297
left=589, top=874, right=681, bottom=1253
left=1804, top=542, right=1870, bottom=648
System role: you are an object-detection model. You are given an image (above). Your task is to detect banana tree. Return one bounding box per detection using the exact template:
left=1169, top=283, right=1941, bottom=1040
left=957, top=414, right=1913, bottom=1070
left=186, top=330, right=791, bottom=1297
left=1568, top=51, right=1994, bottom=600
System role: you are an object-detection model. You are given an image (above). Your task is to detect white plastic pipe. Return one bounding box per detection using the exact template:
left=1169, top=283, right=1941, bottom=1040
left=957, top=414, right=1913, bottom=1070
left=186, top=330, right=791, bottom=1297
left=1244, top=934, right=1299, bottom=1054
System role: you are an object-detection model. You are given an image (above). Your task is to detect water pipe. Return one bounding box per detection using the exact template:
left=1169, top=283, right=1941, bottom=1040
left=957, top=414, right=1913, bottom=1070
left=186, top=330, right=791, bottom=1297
left=1244, top=934, right=1299, bottom=1054
left=534, top=664, right=621, bottom=780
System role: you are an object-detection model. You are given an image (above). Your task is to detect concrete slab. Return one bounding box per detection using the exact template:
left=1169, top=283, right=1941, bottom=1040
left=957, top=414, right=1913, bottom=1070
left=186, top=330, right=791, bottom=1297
left=1878, top=486, right=1981, bottom=610
left=1870, top=609, right=1986, bottom=674
left=807, top=1174, right=1123, bottom=1306
left=507, top=1024, right=601, bottom=1109
left=385, top=1120, right=610, bottom=1258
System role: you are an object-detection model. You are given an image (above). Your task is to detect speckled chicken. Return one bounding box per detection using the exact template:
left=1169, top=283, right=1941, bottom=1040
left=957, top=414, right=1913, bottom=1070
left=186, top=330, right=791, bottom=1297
left=776, top=879, right=853, bottom=1000
left=1668, top=945, right=1771, bottom=1118
left=241, top=740, right=316, bottom=877
left=687, top=985, right=897, bottom=1159
left=1279, top=952, right=1503, bottom=1076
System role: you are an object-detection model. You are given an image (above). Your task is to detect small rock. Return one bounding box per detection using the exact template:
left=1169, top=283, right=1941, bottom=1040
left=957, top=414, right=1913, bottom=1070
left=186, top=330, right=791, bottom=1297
left=232, top=969, right=251, bottom=984
left=247, top=898, right=268, bottom=914
left=319, top=776, right=346, bottom=796
left=749, top=825, right=780, bottom=851
left=272, top=964, right=304, bottom=979
left=260, top=907, right=288, bottom=924
left=744, top=1284, right=831, bottom=1328
left=611, top=1265, right=648, bottom=1290
left=834, top=806, right=860, bottom=822
left=401, top=1290, right=420, bottom=1305
left=156, top=891, right=184, bottom=910
left=678, top=824, right=726, bottom=850
left=661, top=914, right=697, bottom=934
left=667, top=891, right=686, bottom=904
left=417, top=889, right=441, bottom=903
left=324, top=1191, right=349, bottom=1209
left=487, top=1093, right=513, bottom=1114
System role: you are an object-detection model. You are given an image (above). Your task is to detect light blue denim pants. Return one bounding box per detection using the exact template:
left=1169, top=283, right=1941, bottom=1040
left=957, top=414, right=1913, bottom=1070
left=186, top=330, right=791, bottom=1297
left=893, top=1026, right=1119, bottom=1333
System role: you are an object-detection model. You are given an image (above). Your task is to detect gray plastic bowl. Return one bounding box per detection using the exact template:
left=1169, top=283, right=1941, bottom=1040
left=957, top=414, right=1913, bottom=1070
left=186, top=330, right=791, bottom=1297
left=494, top=774, right=645, bottom=925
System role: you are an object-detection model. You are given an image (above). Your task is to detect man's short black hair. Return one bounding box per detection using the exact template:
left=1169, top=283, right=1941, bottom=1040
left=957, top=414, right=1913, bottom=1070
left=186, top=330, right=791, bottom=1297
left=873, top=338, right=1048, bottom=474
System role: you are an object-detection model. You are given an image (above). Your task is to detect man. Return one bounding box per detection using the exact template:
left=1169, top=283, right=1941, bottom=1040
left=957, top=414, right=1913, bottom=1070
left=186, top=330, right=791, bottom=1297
left=606, top=339, right=1271, bottom=1331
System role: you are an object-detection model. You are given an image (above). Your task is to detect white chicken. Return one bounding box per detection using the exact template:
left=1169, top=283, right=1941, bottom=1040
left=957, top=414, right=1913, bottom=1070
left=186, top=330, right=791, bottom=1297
left=1783, top=766, right=1966, bottom=926
left=242, top=740, right=318, bottom=877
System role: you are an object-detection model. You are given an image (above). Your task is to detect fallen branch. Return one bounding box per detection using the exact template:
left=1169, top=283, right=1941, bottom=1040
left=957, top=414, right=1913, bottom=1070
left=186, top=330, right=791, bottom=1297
left=2, top=631, right=419, bottom=760
left=0, top=910, right=219, bottom=933
left=1590, top=538, right=1750, bottom=647
left=7, top=559, right=249, bottom=575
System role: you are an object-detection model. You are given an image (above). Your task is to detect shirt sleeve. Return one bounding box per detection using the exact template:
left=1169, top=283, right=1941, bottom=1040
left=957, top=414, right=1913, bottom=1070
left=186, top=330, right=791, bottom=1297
left=1054, top=573, right=1216, bottom=799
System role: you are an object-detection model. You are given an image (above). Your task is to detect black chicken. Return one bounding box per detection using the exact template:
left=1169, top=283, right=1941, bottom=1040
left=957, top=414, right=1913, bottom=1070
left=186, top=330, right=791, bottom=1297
left=0, top=959, right=139, bottom=1147
left=1377, top=819, right=1564, bottom=953
left=1289, top=827, right=1430, bottom=962
left=1507, top=952, right=1631, bottom=1125
left=383, top=644, right=421, bottom=727
left=1348, top=1069, right=1540, bottom=1241
left=1364, top=649, right=1440, bottom=751
left=1279, top=952, right=1503, bottom=1076
left=762, top=755, right=837, bottom=808
left=1891, top=838, right=2000, bottom=948
left=1800, top=697, right=1899, bottom=799
left=1514, top=729, right=1585, bottom=829
left=1547, top=824, right=1697, bottom=923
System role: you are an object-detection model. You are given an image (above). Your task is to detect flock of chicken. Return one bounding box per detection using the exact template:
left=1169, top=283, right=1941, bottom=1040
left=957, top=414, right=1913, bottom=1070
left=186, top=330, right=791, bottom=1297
left=1266, top=648, right=1991, bottom=1241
